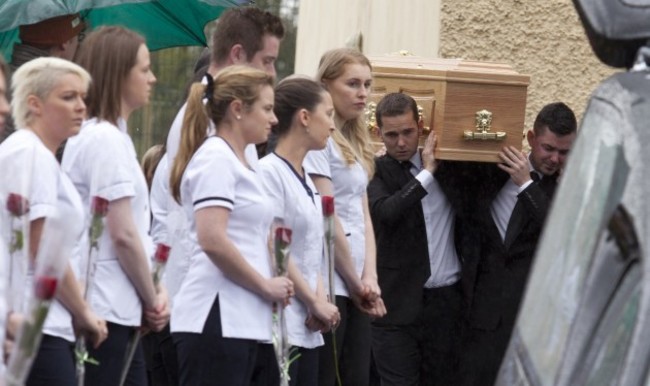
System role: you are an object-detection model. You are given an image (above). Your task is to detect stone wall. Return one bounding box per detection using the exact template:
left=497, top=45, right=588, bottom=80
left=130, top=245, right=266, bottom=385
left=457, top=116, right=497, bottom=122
left=439, top=0, right=615, bottom=137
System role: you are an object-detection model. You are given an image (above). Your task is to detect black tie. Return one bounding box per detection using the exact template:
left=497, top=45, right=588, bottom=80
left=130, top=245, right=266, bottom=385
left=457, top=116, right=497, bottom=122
left=401, top=161, right=414, bottom=179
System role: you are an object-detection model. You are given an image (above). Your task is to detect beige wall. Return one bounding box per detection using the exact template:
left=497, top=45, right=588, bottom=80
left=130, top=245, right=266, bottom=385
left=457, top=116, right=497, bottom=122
left=295, top=0, right=442, bottom=76
left=439, top=0, right=615, bottom=134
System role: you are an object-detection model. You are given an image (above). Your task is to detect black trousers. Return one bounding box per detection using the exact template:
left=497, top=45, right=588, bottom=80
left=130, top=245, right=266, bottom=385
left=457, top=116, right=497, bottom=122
left=26, top=334, right=76, bottom=386
left=85, top=322, right=148, bottom=386
left=458, top=319, right=514, bottom=386
left=173, top=296, right=279, bottom=386
left=288, top=346, right=319, bottom=386
left=318, top=295, right=371, bottom=386
left=372, top=282, right=463, bottom=386
left=142, top=324, right=178, bottom=386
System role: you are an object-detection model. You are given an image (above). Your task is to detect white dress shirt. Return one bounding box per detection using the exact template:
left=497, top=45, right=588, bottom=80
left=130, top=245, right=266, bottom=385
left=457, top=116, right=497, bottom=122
left=490, top=155, right=536, bottom=241
left=408, top=154, right=460, bottom=288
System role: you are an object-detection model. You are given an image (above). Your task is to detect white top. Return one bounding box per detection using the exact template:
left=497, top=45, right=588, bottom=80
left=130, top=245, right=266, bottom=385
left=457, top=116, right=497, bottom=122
left=0, top=224, right=6, bottom=377
left=304, top=138, right=367, bottom=297
left=408, top=154, right=460, bottom=288
left=149, top=153, right=190, bottom=310
left=62, top=118, right=153, bottom=327
left=171, top=137, right=274, bottom=340
left=0, top=130, right=85, bottom=341
left=162, top=103, right=259, bottom=308
left=490, top=155, right=535, bottom=241
left=149, top=153, right=168, bottom=246
left=258, top=153, right=324, bottom=349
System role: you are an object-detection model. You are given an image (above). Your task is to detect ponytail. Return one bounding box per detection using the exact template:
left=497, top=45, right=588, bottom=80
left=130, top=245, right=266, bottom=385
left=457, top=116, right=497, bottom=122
left=170, top=82, right=210, bottom=203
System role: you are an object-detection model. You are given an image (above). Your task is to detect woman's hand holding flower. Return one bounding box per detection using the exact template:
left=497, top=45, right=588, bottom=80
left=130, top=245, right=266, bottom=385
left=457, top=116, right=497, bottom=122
left=73, top=307, right=108, bottom=348
left=264, top=277, right=294, bottom=307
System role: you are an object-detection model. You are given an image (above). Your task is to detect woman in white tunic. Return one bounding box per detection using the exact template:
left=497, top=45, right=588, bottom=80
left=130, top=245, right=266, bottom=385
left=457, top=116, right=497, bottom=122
left=304, top=48, right=387, bottom=386
left=0, top=58, right=9, bottom=373
left=0, top=57, right=107, bottom=385
left=62, top=27, right=169, bottom=386
left=169, top=65, right=293, bottom=386
left=258, top=77, right=341, bottom=385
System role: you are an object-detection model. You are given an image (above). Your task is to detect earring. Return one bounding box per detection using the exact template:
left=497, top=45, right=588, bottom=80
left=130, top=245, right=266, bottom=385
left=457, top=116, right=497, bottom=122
left=236, top=115, right=241, bottom=120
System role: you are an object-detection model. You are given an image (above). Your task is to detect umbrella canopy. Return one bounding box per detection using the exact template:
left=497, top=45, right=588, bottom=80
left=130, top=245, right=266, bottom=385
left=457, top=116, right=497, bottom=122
left=0, top=0, right=241, bottom=61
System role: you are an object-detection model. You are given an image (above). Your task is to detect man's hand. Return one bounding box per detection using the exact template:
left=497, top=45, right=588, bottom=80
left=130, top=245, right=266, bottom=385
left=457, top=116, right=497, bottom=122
left=497, top=145, right=530, bottom=186
left=421, top=131, right=438, bottom=174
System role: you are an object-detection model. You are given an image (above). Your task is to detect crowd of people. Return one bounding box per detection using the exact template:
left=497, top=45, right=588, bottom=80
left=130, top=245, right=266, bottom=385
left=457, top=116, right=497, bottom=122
left=0, top=5, right=578, bottom=386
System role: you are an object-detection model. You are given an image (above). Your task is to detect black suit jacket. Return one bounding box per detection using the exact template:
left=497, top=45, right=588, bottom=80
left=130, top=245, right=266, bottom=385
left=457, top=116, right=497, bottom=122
left=368, top=155, right=462, bottom=325
left=464, top=165, right=557, bottom=331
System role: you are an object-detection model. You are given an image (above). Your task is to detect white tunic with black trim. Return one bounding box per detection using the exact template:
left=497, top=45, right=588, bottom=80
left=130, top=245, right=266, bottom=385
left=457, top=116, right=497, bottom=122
left=259, top=152, right=325, bottom=349
left=171, top=136, right=273, bottom=340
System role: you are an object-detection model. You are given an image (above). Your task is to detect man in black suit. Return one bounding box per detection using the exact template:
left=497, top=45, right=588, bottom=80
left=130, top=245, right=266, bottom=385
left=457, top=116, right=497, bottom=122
left=460, top=102, right=578, bottom=385
left=368, top=93, right=463, bottom=386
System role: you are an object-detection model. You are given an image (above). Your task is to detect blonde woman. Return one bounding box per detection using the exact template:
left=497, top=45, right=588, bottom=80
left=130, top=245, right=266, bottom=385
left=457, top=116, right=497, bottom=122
left=0, top=57, right=107, bottom=385
left=304, top=48, right=386, bottom=386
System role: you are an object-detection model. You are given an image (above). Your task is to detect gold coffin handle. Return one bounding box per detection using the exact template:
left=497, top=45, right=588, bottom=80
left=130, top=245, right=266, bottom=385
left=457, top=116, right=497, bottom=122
left=366, top=101, right=378, bottom=132
left=463, top=109, right=506, bottom=141
left=417, top=105, right=431, bottom=135
left=463, top=130, right=507, bottom=140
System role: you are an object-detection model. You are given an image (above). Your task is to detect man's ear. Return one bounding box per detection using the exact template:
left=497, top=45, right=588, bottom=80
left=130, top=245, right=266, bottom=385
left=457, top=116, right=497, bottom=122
left=526, top=129, right=535, bottom=146
left=229, top=44, right=247, bottom=64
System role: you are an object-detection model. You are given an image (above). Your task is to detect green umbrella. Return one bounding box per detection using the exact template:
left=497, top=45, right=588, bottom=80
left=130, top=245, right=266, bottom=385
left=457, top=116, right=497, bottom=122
left=0, top=0, right=241, bottom=61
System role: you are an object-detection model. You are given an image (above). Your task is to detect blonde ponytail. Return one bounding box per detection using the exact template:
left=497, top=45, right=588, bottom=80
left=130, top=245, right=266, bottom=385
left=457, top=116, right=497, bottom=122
left=170, top=82, right=209, bottom=203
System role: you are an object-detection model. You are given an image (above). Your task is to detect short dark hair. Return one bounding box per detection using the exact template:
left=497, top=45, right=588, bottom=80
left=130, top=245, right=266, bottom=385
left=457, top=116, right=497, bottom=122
left=272, top=77, right=326, bottom=138
left=533, top=102, right=577, bottom=136
left=211, top=7, right=284, bottom=65
left=375, top=92, right=419, bottom=129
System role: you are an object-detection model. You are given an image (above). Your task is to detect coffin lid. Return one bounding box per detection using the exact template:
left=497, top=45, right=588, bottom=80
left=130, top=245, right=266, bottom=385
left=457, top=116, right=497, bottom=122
left=368, top=55, right=530, bottom=86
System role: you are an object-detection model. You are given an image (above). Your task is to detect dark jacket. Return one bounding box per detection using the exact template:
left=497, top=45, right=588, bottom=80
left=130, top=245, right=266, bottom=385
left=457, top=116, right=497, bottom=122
left=368, top=155, right=467, bottom=325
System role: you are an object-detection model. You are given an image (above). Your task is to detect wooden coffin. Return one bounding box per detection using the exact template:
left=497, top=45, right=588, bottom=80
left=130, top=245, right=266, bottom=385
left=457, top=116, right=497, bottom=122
left=366, top=55, right=530, bottom=162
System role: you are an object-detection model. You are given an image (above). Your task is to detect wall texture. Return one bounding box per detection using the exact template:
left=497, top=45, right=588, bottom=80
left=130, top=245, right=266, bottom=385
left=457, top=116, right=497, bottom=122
left=295, top=0, right=441, bottom=76
left=439, top=0, right=616, bottom=135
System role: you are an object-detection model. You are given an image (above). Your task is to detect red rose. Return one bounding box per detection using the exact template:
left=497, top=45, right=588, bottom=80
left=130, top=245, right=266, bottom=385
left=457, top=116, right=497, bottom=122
left=321, top=196, right=335, bottom=217
left=275, top=227, right=292, bottom=245
left=91, top=196, right=109, bottom=216
left=6, top=193, right=29, bottom=216
left=35, top=276, right=58, bottom=300
left=154, top=243, right=171, bottom=264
